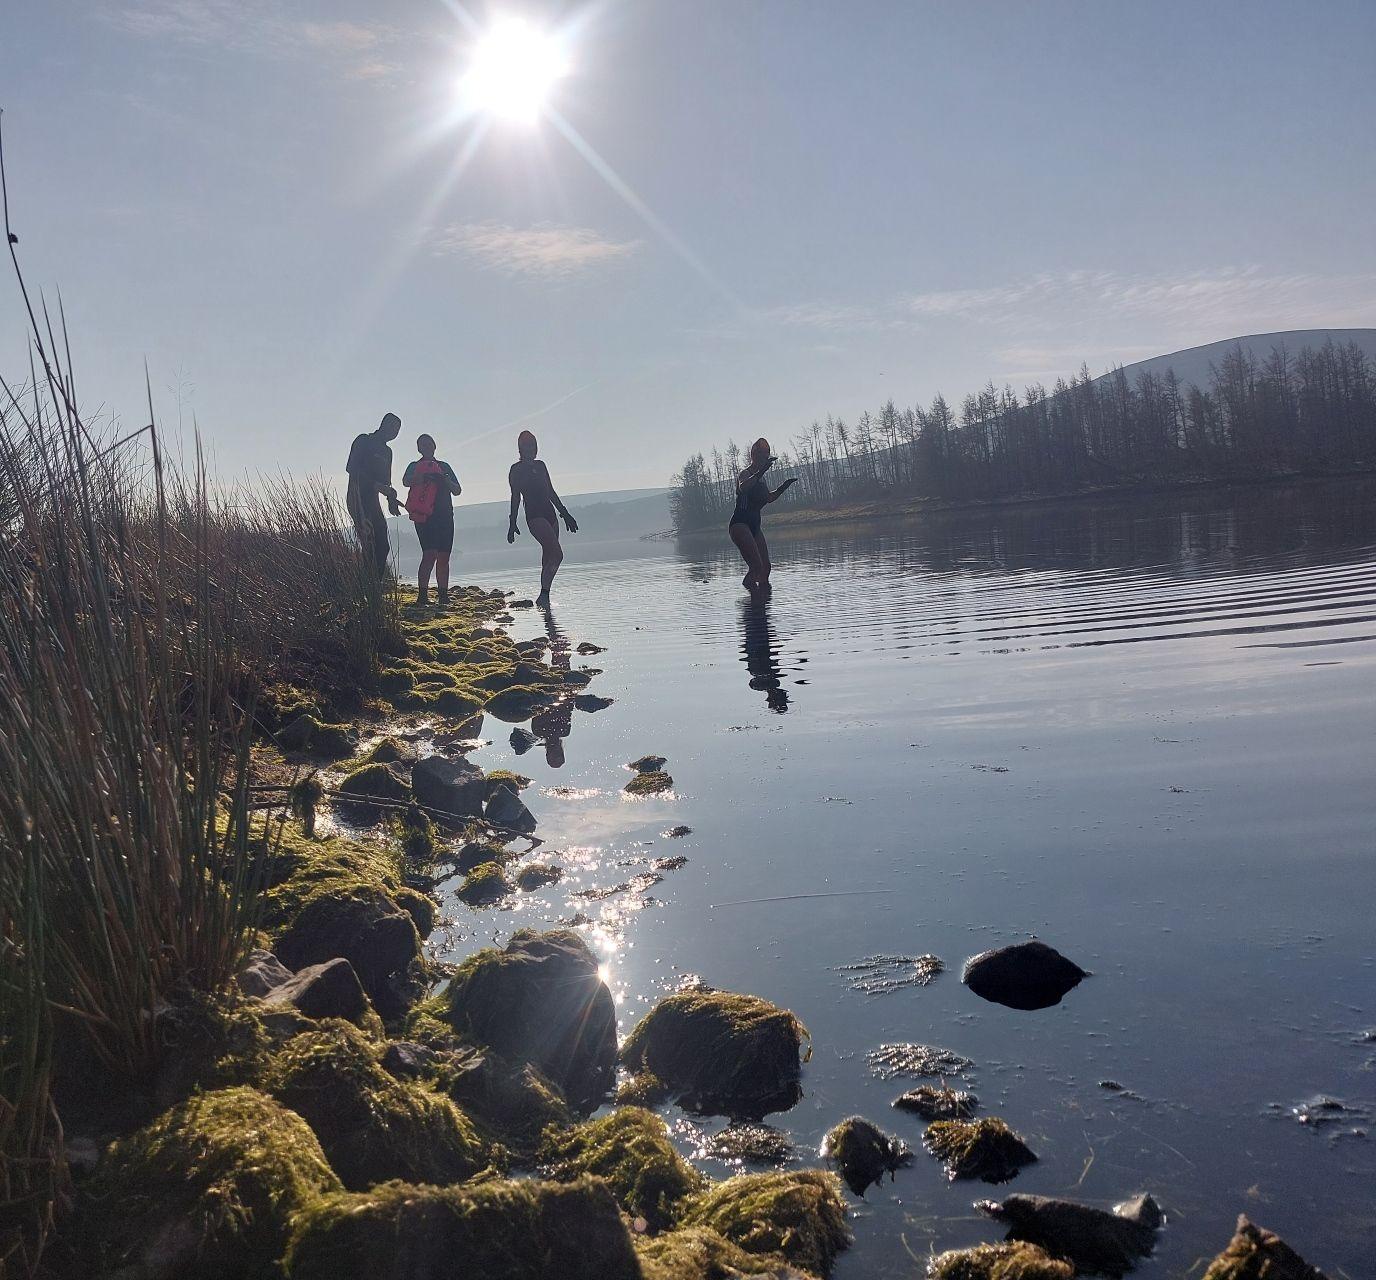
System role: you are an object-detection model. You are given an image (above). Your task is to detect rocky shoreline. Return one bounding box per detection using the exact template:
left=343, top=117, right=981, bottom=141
left=53, top=585, right=1331, bottom=1280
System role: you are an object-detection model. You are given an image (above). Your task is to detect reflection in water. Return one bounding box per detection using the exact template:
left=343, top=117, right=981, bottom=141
left=530, top=605, right=573, bottom=767
left=740, top=596, right=791, bottom=712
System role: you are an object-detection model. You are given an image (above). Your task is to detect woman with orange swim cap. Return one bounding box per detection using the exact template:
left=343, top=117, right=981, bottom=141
left=507, top=430, right=577, bottom=607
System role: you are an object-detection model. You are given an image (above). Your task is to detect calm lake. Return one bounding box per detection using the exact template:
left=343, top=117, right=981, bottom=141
left=433, top=478, right=1376, bottom=1278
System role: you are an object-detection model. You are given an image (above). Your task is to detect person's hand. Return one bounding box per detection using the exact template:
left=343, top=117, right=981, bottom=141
left=776, top=476, right=798, bottom=494
left=562, top=512, right=579, bottom=534
left=385, top=487, right=402, bottom=516
left=507, top=525, right=518, bottom=545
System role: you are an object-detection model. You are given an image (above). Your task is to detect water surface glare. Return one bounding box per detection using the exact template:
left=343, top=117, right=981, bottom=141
left=445, top=481, right=1376, bottom=1278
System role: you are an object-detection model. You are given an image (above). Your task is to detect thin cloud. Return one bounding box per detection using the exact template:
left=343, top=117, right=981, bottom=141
left=431, top=222, right=642, bottom=281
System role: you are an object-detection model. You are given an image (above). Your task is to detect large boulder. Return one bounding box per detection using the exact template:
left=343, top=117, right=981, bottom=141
left=84, top=1087, right=340, bottom=1280
left=263, top=958, right=371, bottom=1025
left=620, top=989, right=808, bottom=1119
left=821, top=1116, right=911, bottom=1196
left=978, top=1193, right=1161, bottom=1278
left=437, top=929, right=617, bottom=1109
left=410, top=754, right=486, bottom=818
left=284, top=1177, right=640, bottom=1280
left=1202, top=1216, right=1329, bottom=1280
left=962, top=940, right=1088, bottom=1010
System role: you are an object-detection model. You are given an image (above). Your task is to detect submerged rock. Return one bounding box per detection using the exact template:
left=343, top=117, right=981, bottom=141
left=456, top=861, right=513, bottom=905
left=620, top=988, right=808, bottom=1119
left=263, top=958, right=371, bottom=1025
left=664, top=825, right=693, bottom=838
left=821, top=1116, right=912, bottom=1196
left=928, top=1241, right=1073, bottom=1279
left=962, top=940, right=1088, bottom=1011
left=576, top=641, right=606, bottom=654
left=1201, top=1215, right=1329, bottom=1280
left=702, top=1122, right=796, bottom=1167
left=411, top=754, right=486, bottom=818
left=893, top=1085, right=979, bottom=1121
left=86, top=1086, right=340, bottom=1280
left=837, top=953, right=945, bottom=995
left=575, top=693, right=615, bottom=712
left=284, top=1177, right=641, bottom=1280
left=865, top=1043, right=974, bottom=1081
left=625, top=769, right=674, bottom=795
left=540, top=1107, right=704, bottom=1231
left=486, top=783, right=537, bottom=833
left=978, top=1192, right=1161, bottom=1278
left=515, top=862, right=563, bottom=891
left=433, top=928, right=617, bottom=1109
left=925, top=1118, right=1037, bottom=1183
left=510, top=726, right=539, bottom=754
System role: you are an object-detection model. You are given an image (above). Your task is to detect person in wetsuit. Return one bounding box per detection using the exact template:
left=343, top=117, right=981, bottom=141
left=507, top=430, right=577, bottom=608
left=402, top=433, right=462, bottom=608
left=728, top=436, right=796, bottom=591
left=346, top=412, right=403, bottom=572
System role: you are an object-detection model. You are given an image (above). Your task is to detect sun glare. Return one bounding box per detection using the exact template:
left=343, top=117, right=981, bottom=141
left=462, top=18, right=568, bottom=124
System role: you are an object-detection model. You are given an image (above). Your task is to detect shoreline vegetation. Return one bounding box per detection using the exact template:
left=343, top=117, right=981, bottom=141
left=667, top=338, right=1376, bottom=535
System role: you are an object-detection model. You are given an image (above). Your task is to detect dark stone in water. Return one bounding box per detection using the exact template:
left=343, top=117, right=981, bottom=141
left=629, top=755, right=668, bottom=773
left=1201, top=1214, right=1329, bottom=1280
left=821, top=1115, right=912, bottom=1196
left=892, top=1085, right=978, bottom=1120
left=485, top=784, right=537, bottom=833
left=664, top=825, right=693, bottom=838
left=926, top=1118, right=1036, bottom=1183
left=411, top=755, right=486, bottom=818
left=509, top=727, right=539, bottom=754
left=962, top=939, right=1088, bottom=1010
left=576, top=641, right=606, bottom=654
left=574, top=694, right=614, bottom=712
left=978, top=1192, right=1161, bottom=1278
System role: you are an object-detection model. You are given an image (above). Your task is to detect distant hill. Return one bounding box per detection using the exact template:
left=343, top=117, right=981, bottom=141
left=450, top=486, right=671, bottom=539
left=1099, top=329, right=1376, bottom=390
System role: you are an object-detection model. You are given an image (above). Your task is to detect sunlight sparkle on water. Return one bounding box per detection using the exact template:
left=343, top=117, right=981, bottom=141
left=460, top=18, right=568, bottom=124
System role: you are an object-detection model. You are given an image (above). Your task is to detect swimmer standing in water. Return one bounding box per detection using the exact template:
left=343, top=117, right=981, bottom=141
left=507, top=430, right=578, bottom=608
left=728, top=437, right=796, bottom=592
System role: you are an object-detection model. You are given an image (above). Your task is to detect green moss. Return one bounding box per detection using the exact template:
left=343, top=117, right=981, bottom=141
left=337, top=762, right=410, bottom=811
left=637, top=1226, right=799, bottom=1280
left=515, top=862, right=562, bottom=891
left=457, top=861, right=513, bottom=905
left=683, top=1170, right=850, bottom=1277
left=457, top=839, right=511, bottom=873
left=616, top=1070, right=671, bottom=1107
left=394, top=886, right=437, bottom=937
left=376, top=667, right=414, bottom=699
left=1201, top=1215, right=1328, bottom=1280
left=924, top=1118, right=1037, bottom=1183
left=360, top=736, right=415, bottom=765
left=539, top=1107, right=704, bottom=1232
left=625, top=770, right=674, bottom=795
left=263, top=1021, right=486, bottom=1190
left=438, top=1051, right=573, bottom=1158
left=485, top=683, right=559, bottom=722
left=402, top=995, right=454, bottom=1049
left=820, top=1116, right=911, bottom=1196
left=928, top=1242, right=1074, bottom=1280
left=278, top=714, right=357, bottom=759
left=392, top=803, right=437, bottom=862
left=262, top=682, right=324, bottom=728
left=486, top=769, right=532, bottom=793
left=284, top=1176, right=641, bottom=1280
left=620, top=989, right=808, bottom=1119
left=148, top=991, right=280, bottom=1107
left=85, top=1086, right=340, bottom=1280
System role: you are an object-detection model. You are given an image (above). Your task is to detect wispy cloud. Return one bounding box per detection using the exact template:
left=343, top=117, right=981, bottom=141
left=431, top=222, right=642, bottom=281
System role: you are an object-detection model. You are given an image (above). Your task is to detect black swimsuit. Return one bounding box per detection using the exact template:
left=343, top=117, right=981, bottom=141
left=730, top=476, right=770, bottom=535
left=509, top=459, right=560, bottom=526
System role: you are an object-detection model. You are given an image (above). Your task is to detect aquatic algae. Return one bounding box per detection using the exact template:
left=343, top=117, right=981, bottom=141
left=284, top=1176, right=640, bottom=1280
left=682, top=1170, right=850, bottom=1276
left=616, top=1069, right=672, bottom=1107
left=1202, top=1215, right=1329, bottom=1280
left=262, top=1020, right=485, bottom=1191
left=85, top=1086, right=340, bottom=1280
left=701, top=1122, right=795, bottom=1167
left=456, top=860, right=513, bottom=905
left=893, top=1084, right=979, bottom=1120
left=927, top=1241, right=1073, bottom=1280
left=485, top=769, right=532, bottom=794
left=515, top=861, right=562, bottom=890
left=539, top=1106, right=704, bottom=1231
left=620, top=989, right=808, bottom=1119
left=637, top=1226, right=803, bottom=1279
left=625, top=769, right=674, bottom=795
left=820, top=1115, right=911, bottom=1195
left=925, top=1117, right=1037, bottom=1183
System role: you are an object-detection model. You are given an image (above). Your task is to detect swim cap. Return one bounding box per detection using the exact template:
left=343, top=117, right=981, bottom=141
left=517, top=430, right=538, bottom=458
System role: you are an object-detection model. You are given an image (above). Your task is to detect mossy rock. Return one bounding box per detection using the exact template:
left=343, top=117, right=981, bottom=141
left=820, top=1115, right=912, bottom=1196
left=894, top=1085, right=979, bottom=1121
left=436, top=1049, right=573, bottom=1158
left=262, top=1020, right=486, bottom=1191
left=393, top=885, right=437, bottom=937
left=436, top=929, right=617, bottom=1109
left=84, top=1086, right=340, bottom=1280
left=456, top=838, right=512, bottom=873
left=977, top=1193, right=1160, bottom=1277
left=682, top=1170, right=850, bottom=1277
left=620, top=989, right=808, bottom=1119
left=337, top=762, right=411, bottom=817
left=360, top=736, right=417, bottom=766
left=278, top=714, right=357, bottom=759
left=392, top=804, right=437, bottom=862
left=540, top=1107, right=704, bottom=1232
left=485, top=769, right=532, bottom=796
left=457, top=861, right=513, bottom=905
left=284, top=1176, right=641, bottom=1280
left=261, top=683, right=324, bottom=729
left=515, top=862, right=562, bottom=891
left=925, top=1117, right=1037, bottom=1183
left=376, top=667, right=414, bottom=700
left=486, top=683, right=560, bottom=722
left=1201, top=1215, right=1330, bottom=1280
left=625, top=769, right=674, bottom=795
left=637, top=1225, right=801, bottom=1279
left=147, top=992, right=279, bottom=1112
left=928, top=1241, right=1074, bottom=1280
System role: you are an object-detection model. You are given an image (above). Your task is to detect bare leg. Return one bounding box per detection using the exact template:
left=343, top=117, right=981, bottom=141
left=730, top=522, right=766, bottom=589
left=754, top=531, right=773, bottom=586
left=527, top=516, right=563, bottom=602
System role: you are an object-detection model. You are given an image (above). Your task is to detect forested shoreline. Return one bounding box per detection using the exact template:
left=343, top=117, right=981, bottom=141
left=668, top=339, right=1376, bottom=532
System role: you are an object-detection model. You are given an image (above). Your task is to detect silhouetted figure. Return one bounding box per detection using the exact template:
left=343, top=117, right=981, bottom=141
left=728, top=437, right=796, bottom=591
left=507, top=430, right=577, bottom=607
left=403, top=433, right=462, bottom=607
left=740, top=594, right=790, bottom=712
left=346, top=412, right=403, bottom=572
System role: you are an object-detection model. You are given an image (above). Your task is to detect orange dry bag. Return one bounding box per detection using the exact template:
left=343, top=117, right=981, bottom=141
left=406, top=458, right=443, bottom=522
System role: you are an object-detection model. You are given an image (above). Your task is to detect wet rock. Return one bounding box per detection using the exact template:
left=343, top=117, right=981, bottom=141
left=484, top=769, right=532, bottom=796
left=86, top=1086, right=340, bottom=1280
left=620, top=988, right=808, bottom=1119
left=434, top=928, right=617, bottom=1109
left=487, top=684, right=558, bottom=722
left=654, top=854, right=689, bottom=871
left=510, top=598, right=535, bottom=608
left=457, top=861, right=513, bottom=905
left=576, top=641, right=606, bottom=654
left=486, top=783, right=537, bottom=833
left=411, top=754, right=486, bottom=818
left=1201, top=1214, right=1329, bottom=1280
left=625, top=769, right=674, bottom=795
left=515, top=862, right=563, bottom=891
left=821, top=1116, right=912, bottom=1195
left=575, top=693, right=614, bottom=712
left=263, top=958, right=371, bottom=1024
left=978, top=1192, right=1161, bottom=1278
left=236, top=948, right=294, bottom=998
left=837, top=953, right=944, bottom=995
left=439, top=1049, right=573, bottom=1156
left=1290, top=1095, right=1369, bottom=1129
left=925, top=1118, right=1037, bottom=1183
left=540, top=1107, right=704, bottom=1231
left=629, top=754, right=668, bottom=773
left=562, top=668, right=595, bottom=687
left=284, top=1177, right=641, bottom=1280
left=702, top=1122, right=796, bottom=1167
left=893, top=1085, right=979, bottom=1121
left=865, top=1042, right=973, bottom=1080
left=962, top=939, right=1088, bottom=1010
left=510, top=727, right=539, bottom=754
left=455, top=838, right=511, bottom=873
left=664, top=825, right=693, bottom=838
left=928, top=1241, right=1073, bottom=1279
left=337, top=762, right=410, bottom=816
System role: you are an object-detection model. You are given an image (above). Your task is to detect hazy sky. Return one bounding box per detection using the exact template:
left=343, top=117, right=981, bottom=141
left=3, top=1, right=1375, bottom=500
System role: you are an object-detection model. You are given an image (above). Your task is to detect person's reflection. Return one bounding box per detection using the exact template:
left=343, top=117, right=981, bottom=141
left=740, top=595, right=790, bottom=712
left=530, top=604, right=574, bottom=766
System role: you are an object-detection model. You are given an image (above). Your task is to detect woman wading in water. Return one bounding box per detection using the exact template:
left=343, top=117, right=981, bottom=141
left=403, top=433, right=461, bottom=607
left=507, top=430, right=577, bottom=608
left=729, top=437, right=796, bottom=591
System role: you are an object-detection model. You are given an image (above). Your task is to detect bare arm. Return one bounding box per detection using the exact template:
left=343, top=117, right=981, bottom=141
left=543, top=463, right=578, bottom=532
left=507, top=468, right=521, bottom=541
left=765, top=477, right=798, bottom=504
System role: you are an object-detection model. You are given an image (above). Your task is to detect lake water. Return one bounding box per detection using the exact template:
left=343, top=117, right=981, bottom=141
left=436, top=478, right=1376, bottom=1278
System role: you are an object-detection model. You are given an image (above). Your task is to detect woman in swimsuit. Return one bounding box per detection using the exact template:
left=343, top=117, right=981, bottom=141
left=507, top=430, right=578, bottom=608
left=728, top=437, right=796, bottom=591
left=403, top=433, right=462, bottom=607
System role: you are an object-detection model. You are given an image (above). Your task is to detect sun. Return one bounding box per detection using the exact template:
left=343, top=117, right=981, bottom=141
left=461, top=18, right=569, bottom=125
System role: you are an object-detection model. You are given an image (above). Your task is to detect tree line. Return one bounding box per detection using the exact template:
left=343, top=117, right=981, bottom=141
left=668, top=338, right=1376, bottom=532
